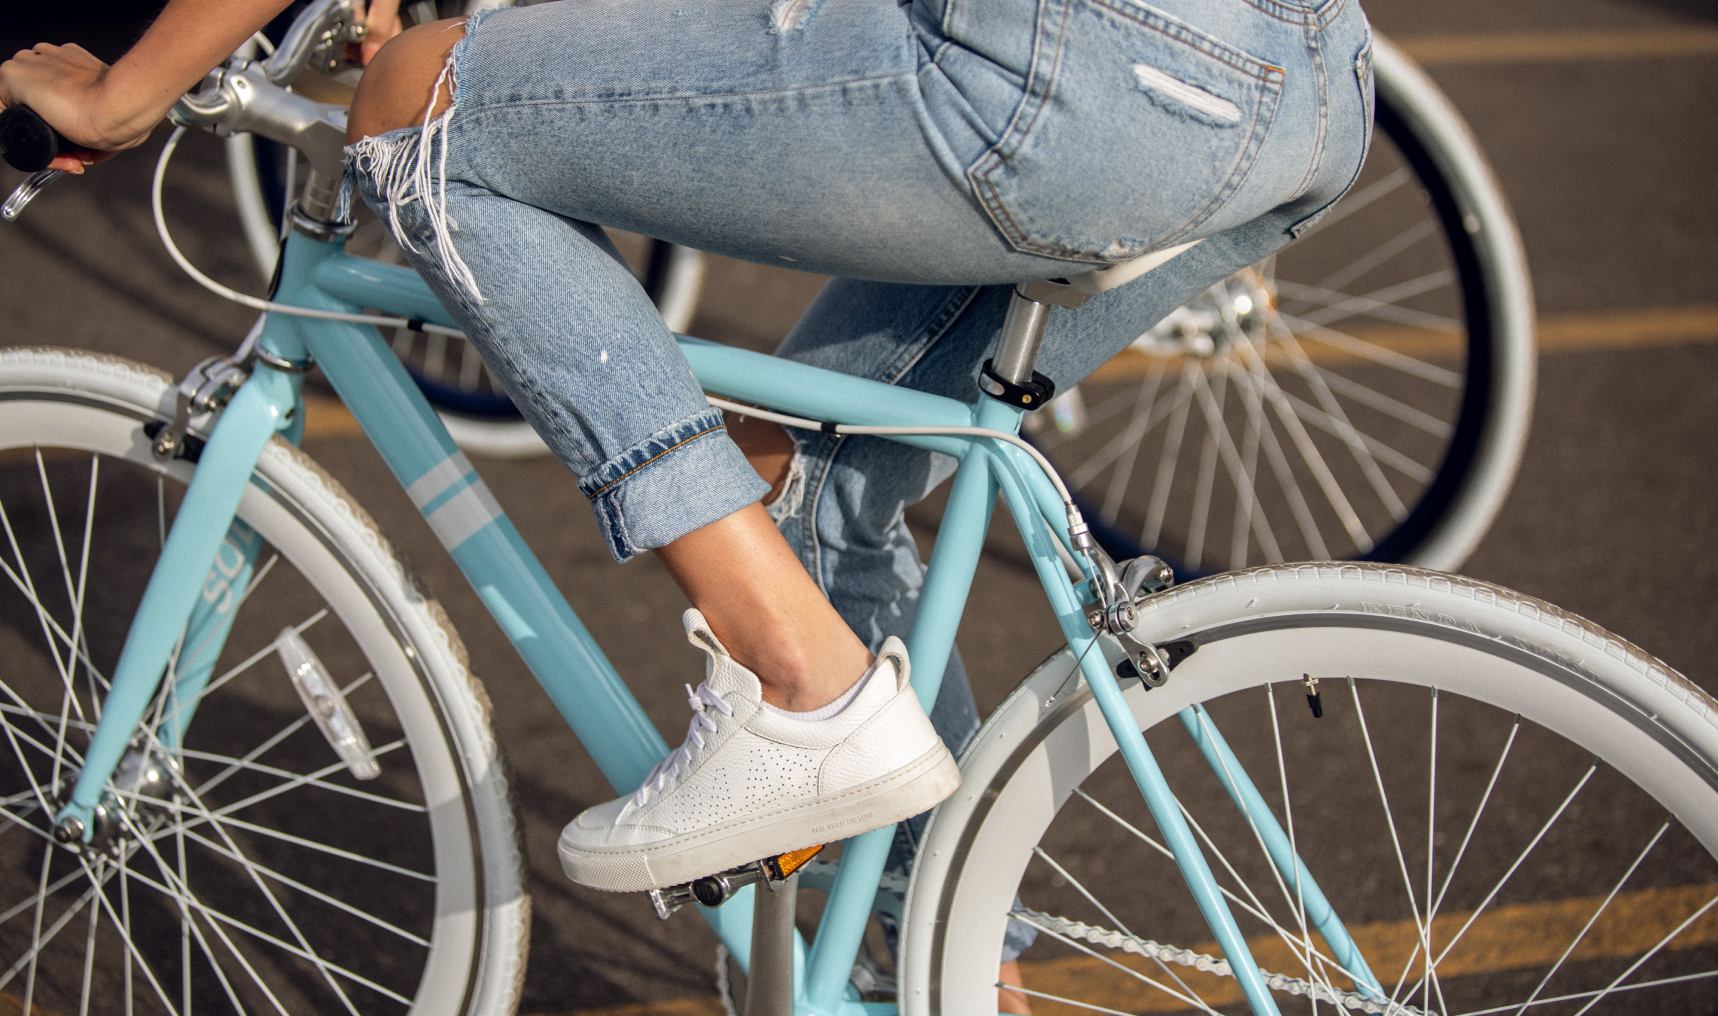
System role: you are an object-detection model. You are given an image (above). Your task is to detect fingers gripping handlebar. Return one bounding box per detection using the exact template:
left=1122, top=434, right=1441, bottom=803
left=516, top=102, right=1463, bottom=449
left=0, top=106, right=69, bottom=173
left=3, top=0, right=361, bottom=179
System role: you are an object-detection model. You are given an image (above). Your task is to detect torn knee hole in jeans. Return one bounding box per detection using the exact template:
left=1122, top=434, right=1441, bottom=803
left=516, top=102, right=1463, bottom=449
left=764, top=448, right=807, bottom=524
left=342, top=36, right=484, bottom=302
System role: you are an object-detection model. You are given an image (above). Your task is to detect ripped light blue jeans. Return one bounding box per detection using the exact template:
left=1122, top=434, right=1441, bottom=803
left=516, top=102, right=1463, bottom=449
left=348, top=0, right=1372, bottom=957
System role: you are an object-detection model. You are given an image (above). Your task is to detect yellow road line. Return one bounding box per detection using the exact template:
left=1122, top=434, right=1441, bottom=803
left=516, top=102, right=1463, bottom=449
left=525, top=881, right=1718, bottom=1015
left=1395, top=27, right=1718, bottom=66
left=298, top=305, right=1718, bottom=440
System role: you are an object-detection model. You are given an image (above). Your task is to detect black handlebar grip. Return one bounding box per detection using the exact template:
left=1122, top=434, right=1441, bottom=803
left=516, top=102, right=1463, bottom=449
left=0, top=106, right=70, bottom=173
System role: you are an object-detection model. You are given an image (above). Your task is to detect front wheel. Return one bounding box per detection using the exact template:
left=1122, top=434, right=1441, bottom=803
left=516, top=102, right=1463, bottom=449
left=903, top=563, right=1718, bottom=1015
left=0, top=348, right=528, bottom=1014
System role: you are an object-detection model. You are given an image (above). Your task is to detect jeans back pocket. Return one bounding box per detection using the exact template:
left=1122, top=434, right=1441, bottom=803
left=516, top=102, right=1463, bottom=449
left=968, top=0, right=1284, bottom=264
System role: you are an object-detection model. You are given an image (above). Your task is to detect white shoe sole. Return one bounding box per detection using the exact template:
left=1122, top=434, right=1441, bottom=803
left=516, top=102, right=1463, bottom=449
left=558, top=744, right=960, bottom=893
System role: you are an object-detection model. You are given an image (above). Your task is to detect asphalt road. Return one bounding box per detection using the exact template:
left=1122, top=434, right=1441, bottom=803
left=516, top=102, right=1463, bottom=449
left=0, top=0, right=1715, bottom=1012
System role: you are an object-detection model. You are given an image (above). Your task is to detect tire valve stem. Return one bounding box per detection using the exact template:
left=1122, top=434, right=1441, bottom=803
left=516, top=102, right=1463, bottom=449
left=1303, top=673, right=1324, bottom=719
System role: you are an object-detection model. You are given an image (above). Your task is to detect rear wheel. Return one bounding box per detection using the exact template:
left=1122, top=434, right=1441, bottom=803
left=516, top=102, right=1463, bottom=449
left=904, top=564, right=1718, bottom=1014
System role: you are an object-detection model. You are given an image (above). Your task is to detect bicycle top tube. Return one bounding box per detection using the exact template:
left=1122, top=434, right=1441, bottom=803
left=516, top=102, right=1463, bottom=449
left=289, top=231, right=993, bottom=447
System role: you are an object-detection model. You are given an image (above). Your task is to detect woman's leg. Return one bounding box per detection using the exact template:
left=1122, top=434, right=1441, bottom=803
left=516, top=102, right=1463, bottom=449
left=342, top=0, right=1370, bottom=892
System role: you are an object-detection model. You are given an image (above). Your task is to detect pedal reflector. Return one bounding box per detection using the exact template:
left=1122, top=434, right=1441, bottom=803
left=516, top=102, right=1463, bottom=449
left=769, top=844, right=823, bottom=880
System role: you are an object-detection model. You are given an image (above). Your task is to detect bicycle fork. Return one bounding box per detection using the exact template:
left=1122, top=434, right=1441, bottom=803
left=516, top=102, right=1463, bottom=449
left=51, top=359, right=302, bottom=845
left=981, top=282, right=1383, bottom=1015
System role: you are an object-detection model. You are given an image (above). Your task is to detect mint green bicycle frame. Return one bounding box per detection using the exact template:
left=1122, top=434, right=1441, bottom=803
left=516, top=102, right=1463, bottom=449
left=52, top=224, right=1384, bottom=1015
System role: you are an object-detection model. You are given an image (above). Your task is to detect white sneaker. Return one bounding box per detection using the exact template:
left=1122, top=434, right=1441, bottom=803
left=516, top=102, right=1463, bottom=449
left=557, top=609, right=960, bottom=893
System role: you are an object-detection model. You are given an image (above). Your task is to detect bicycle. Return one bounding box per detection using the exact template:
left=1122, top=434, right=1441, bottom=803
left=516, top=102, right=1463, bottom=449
left=0, top=2, right=1711, bottom=1013
left=226, top=20, right=1536, bottom=580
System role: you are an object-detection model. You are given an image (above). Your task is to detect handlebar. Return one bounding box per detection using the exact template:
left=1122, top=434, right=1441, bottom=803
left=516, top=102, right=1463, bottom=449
left=3, top=0, right=360, bottom=222
left=0, top=106, right=68, bottom=173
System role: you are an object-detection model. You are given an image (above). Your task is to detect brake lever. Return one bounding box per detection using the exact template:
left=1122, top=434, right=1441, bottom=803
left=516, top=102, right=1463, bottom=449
left=2, top=170, right=64, bottom=222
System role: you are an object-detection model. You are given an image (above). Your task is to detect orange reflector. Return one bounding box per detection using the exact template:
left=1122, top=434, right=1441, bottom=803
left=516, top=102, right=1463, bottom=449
left=770, top=845, right=824, bottom=879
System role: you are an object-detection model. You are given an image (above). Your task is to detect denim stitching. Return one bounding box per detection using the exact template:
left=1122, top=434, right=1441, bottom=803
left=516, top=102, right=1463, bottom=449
left=1289, top=31, right=1371, bottom=237
left=583, top=423, right=728, bottom=499
left=1237, top=0, right=1317, bottom=25
left=965, top=0, right=1072, bottom=254
left=1289, top=15, right=1329, bottom=204
left=970, top=0, right=1284, bottom=261
left=450, top=70, right=915, bottom=118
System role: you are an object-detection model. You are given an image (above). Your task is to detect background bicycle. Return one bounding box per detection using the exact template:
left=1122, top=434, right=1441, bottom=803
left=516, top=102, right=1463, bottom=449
left=1, top=0, right=1715, bottom=1010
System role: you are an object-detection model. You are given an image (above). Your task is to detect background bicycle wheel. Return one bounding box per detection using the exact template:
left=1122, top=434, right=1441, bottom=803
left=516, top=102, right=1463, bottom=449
left=1, top=0, right=1715, bottom=1010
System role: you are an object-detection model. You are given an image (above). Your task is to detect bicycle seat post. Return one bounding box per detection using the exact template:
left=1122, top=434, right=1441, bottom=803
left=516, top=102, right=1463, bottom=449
left=744, top=873, right=799, bottom=1015
left=981, top=280, right=1086, bottom=410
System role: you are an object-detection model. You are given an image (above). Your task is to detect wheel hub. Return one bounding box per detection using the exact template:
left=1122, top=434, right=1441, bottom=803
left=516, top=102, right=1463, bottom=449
left=52, top=743, right=181, bottom=854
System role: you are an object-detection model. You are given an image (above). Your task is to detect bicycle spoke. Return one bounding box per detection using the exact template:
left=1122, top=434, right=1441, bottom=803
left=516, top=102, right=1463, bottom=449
left=1306, top=218, right=1443, bottom=302
left=0, top=861, right=87, bottom=928
left=1063, top=367, right=1179, bottom=492
left=1568, top=892, right=1718, bottom=1016
left=176, top=811, right=434, bottom=883
left=1096, top=368, right=1166, bottom=520
left=1234, top=324, right=1411, bottom=526
left=119, top=804, right=373, bottom=1014
left=1279, top=315, right=1463, bottom=388
left=1229, top=350, right=1270, bottom=567
left=1266, top=685, right=1324, bottom=1009
left=1006, top=981, right=1145, bottom=1016
left=1253, top=326, right=1414, bottom=517
left=35, top=450, right=92, bottom=795
left=1347, top=680, right=1439, bottom=1009
left=1073, top=788, right=1367, bottom=991
left=1185, top=367, right=1229, bottom=569
left=1395, top=764, right=1598, bottom=1006
left=1422, top=689, right=1438, bottom=1016
left=176, top=826, right=431, bottom=947
left=1143, top=369, right=1199, bottom=552
left=1186, top=707, right=1343, bottom=1000
left=1511, top=822, right=1668, bottom=1015
left=1457, top=969, right=1718, bottom=1016
left=77, top=878, right=97, bottom=1016
left=193, top=670, right=375, bottom=801
left=153, top=604, right=326, bottom=741
left=174, top=741, right=420, bottom=814
left=1297, top=166, right=1412, bottom=235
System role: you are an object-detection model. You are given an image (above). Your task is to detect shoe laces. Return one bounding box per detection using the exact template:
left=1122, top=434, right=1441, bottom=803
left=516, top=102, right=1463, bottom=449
left=634, top=682, right=734, bottom=807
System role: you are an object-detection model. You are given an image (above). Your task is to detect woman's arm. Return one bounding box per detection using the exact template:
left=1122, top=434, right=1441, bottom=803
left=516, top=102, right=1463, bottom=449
left=0, top=0, right=401, bottom=172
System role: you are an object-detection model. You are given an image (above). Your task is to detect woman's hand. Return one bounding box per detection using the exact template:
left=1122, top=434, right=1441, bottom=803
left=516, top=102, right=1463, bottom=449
left=0, top=43, right=157, bottom=173
left=358, top=0, right=407, bottom=65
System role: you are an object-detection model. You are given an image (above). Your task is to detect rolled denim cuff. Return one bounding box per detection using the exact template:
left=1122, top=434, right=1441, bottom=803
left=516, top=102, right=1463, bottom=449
left=578, top=408, right=769, bottom=562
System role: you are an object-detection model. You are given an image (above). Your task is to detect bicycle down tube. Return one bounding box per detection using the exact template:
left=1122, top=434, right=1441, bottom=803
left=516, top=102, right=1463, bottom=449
left=62, top=224, right=1372, bottom=1014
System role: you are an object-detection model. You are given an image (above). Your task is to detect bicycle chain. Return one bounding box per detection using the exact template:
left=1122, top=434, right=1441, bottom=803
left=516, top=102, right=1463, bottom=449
left=714, top=861, right=1429, bottom=1016
left=1011, top=905, right=1430, bottom=1015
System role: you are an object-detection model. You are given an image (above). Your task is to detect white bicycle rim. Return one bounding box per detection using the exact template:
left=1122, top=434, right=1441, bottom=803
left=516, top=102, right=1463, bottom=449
left=902, top=563, right=1718, bottom=1015
left=0, top=347, right=527, bottom=1015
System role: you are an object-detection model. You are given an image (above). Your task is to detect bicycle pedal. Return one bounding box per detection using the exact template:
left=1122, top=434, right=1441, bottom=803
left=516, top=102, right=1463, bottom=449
left=648, top=844, right=823, bottom=920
